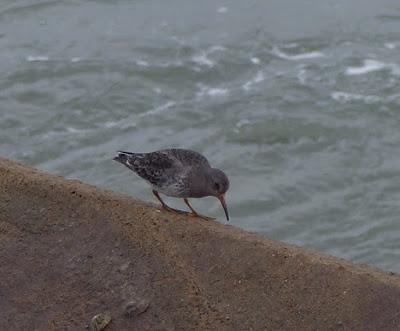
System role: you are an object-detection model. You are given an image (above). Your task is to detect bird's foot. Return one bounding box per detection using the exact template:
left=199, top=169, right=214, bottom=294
left=159, top=203, right=214, bottom=220
left=161, top=205, right=187, bottom=214
left=189, top=212, right=215, bottom=221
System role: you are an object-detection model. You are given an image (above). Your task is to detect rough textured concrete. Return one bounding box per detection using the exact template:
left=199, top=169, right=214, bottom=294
left=1, top=157, right=400, bottom=331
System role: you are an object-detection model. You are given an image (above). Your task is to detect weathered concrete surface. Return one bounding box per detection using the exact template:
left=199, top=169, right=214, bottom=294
left=1, top=157, right=400, bottom=331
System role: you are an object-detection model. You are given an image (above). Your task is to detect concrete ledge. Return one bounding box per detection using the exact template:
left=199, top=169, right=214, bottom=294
left=1, top=157, right=400, bottom=330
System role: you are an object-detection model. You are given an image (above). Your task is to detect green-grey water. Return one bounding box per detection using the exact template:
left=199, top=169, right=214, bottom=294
left=1, top=0, right=400, bottom=272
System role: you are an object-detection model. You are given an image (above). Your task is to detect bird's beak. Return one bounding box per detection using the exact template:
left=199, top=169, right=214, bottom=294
left=218, top=194, right=229, bottom=221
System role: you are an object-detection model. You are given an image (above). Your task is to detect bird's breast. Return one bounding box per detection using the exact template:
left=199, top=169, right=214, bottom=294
left=151, top=179, right=188, bottom=198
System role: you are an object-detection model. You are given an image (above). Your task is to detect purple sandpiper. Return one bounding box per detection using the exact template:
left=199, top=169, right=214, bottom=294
left=113, top=148, right=230, bottom=220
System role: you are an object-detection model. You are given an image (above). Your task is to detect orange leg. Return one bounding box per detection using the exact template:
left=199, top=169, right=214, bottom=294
left=183, top=198, right=214, bottom=220
left=152, top=190, right=186, bottom=214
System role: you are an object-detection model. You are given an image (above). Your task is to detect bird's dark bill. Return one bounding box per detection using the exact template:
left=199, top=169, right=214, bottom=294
left=218, top=194, right=229, bottom=221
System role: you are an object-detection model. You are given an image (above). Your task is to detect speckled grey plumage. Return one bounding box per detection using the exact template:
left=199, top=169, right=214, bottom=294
left=113, top=148, right=230, bottom=220
left=115, top=149, right=215, bottom=196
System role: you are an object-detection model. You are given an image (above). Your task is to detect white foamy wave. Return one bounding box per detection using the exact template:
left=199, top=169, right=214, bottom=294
left=197, top=85, right=229, bottom=98
left=70, top=57, right=81, bottom=63
left=271, top=46, right=324, bottom=61
left=242, top=71, right=265, bottom=91
left=192, top=45, right=225, bottom=68
left=136, top=60, right=149, bottom=67
left=208, top=45, right=225, bottom=52
left=102, top=120, right=137, bottom=130
left=233, top=119, right=251, bottom=133
left=236, top=119, right=251, bottom=128
left=139, top=101, right=176, bottom=117
left=250, top=57, right=260, bottom=64
left=207, top=88, right=228, bottom=96
left=331, top=91, right=381, bottom=104
left=345, top=60, right=387, bottom=75
left=103, top=121, right=119, bottom=128
left=160, top=61, right=183, bottom=68
left=384, top=42, right=397, bottom=50
left=192, top=53, right=214, bottom=67
left=66, top=127, right=83, bottom=133
left=26, top=55, right=49, bottom=62
left=42, top=127, right=89, bottom=139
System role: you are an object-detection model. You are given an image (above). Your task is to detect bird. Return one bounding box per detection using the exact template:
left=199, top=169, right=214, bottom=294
left=113, top=148, right=230, bottom=220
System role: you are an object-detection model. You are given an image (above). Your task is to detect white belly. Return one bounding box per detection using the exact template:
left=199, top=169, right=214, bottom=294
left=150, top=182, right=186, bottom=198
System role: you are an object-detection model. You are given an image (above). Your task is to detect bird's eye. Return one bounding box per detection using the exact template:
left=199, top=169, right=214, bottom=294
left=214, top=182, right=220, bottom=191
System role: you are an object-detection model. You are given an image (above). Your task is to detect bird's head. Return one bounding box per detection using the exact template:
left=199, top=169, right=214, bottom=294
left=208, top=168, right=230, bottom=221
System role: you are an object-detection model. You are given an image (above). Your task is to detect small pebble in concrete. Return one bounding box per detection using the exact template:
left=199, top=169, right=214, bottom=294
left=124, top=299, right=150, bottom=318
left=90, top=312, right=112, bottom=331
left=119, top=262, right=130, bottom=272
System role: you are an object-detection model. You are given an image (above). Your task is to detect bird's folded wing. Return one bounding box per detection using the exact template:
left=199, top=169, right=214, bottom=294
left=126, top=152, right=178, bottom=185
left=162, top=149, right=210, bottom=168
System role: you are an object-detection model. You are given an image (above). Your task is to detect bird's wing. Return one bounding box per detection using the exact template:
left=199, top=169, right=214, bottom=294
left=161, top=149, right=211, bottom=168
left=123, top=151, right=178, bottom=186
left=116, top=149, right=210, bottom=188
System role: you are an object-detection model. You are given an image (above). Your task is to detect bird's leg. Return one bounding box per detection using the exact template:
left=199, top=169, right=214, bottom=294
left=183, top=198, right=215, bottom=220
left=183, top=198, right=198, bottom=215
left=152, top=190, right=186, bottom=214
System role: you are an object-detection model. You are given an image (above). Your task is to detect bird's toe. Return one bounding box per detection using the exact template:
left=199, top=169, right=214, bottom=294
left=162, top=205, right=187, bottom=214
left=189, top=212, right=215, bottom=221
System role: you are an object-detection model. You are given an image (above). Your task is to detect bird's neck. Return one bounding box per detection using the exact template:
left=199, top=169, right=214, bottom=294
left=187, top=168, right=211, bottom=198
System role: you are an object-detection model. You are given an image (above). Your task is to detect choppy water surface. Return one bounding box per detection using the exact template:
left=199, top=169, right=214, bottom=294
left=1, top=0, right=400, bottom=271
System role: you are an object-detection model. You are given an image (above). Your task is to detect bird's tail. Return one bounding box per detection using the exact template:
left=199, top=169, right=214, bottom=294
left=113, top=151, right=134, bottom=165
